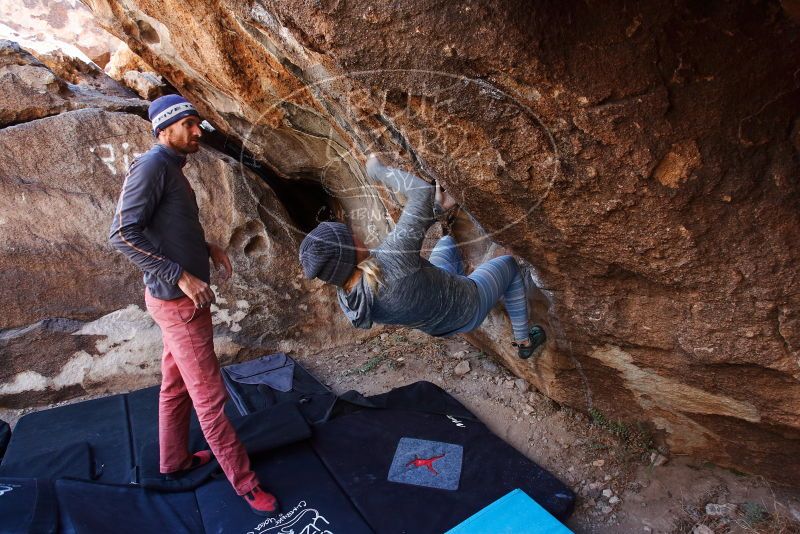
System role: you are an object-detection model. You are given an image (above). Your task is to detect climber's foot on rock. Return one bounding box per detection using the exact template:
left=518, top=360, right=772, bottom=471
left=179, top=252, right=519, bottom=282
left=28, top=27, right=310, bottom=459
left=514, top=325, right=547, bottom=359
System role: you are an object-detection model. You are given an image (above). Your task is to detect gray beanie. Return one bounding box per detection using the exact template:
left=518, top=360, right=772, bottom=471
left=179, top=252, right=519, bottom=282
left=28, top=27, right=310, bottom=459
left=299, top=222, right=357, bottom=287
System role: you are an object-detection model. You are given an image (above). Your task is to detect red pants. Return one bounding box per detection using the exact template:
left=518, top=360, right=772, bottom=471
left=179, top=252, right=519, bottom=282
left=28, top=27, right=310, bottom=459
left=145, top=290, right=259, bottom=495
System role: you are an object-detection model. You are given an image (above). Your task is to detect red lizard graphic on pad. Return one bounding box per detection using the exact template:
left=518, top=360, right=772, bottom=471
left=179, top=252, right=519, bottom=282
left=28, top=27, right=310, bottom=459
left=389, top=438, right=462, bottom=490
left=406, top=454, right=445, bottom=475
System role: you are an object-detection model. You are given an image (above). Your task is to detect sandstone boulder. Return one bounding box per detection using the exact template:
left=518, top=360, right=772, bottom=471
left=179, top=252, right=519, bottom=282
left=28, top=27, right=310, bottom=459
left=0, top=39, right=146, bottom=127
left=105, top=42, right=169, bottom=99
left=33, top=48, right=137, bottom=99
left=0, top=0, right=122, bottom=67
left=56, top=0, right=800, bottom=484
left=104, top=42, right=154, bottom=80
left=122, top=69, right=167, bottom=99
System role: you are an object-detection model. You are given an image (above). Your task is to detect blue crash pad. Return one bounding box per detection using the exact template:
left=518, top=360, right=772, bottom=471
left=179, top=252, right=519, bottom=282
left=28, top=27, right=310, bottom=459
left=445, top=488, right=573, bottom=534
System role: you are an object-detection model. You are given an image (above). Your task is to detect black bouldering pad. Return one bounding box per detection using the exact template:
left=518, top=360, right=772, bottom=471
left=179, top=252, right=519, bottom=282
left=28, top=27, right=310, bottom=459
left=0, top=478, right=57, bottom=534
left=55, top=479, right=203, bottom=534
left=0, top=420, right=9, bottom=461
left=0, top=369, right=575, bottom=533
left=1, top=395, right=132, bottom=484
left=312, top=381, right=575, bottom=533
left=1, top=386, right=241, bottom=486
left=195, top=442, right=373, bottom=534
left=0, top=441, right=94, bottom=481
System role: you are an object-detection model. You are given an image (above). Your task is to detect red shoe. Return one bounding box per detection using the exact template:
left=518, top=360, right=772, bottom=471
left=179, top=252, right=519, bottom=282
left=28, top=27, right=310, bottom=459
left=244, top=485, right=280, bottom=517
left=191, top=450, right=213, bottom=468
left=162, top=450, right=214, bottom=479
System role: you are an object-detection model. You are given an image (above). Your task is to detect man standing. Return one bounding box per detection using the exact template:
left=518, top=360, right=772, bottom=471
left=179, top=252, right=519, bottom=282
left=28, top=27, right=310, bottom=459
left=109, top=94, right=279, bottom=517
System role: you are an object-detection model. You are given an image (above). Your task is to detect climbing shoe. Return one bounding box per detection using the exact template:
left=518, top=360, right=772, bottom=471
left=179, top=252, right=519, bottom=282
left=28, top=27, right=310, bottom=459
left=162, top=450, right=214, bottom=479
left=244, top=485, right=280, bottom=517
left=513, top=325, right=547, bottom=359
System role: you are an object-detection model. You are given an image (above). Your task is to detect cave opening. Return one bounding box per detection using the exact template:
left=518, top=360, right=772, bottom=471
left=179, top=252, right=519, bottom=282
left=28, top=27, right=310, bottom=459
left=200, top=129, right=336, bottom=234
left=253, top=171, right=336, bottom=234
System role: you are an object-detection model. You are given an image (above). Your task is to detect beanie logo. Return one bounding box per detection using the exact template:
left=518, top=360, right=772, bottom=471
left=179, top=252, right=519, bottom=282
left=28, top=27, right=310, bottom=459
left=151, top=102, right=197, bottom=130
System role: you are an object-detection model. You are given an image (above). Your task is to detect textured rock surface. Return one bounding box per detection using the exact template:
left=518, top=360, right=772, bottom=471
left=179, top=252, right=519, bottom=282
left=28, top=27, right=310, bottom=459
left=33, top=48, right=137, bottom=98
left=45, top=0, right=800, bottom=483
left=0, top=40, right=145, bottom=126
left=0, top=52, right=360, bottom=406
left=0, top=0, right=122, bottom=66
left=121, top=69, right=166, bottom=99
left=105, top=42, right=169, bottom=99
left=104, top=41, right=154, bottom=79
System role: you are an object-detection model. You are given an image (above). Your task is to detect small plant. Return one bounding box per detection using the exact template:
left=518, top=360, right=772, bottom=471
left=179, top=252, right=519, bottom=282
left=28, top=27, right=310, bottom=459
left=589, top=408, right=606, bottom=424
left=727, top=467, right=748, bottom=478
left=589, top=409, right=629, bottom=438
left=589, top=409, right=655, bottom=454
left=346, top=355, right=387, bottom=376
left=741, top=501, right=768, bottom=525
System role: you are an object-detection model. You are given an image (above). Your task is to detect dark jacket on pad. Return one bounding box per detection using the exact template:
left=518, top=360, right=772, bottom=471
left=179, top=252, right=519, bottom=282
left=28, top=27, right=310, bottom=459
left=109, top=144, right=209, bottom=300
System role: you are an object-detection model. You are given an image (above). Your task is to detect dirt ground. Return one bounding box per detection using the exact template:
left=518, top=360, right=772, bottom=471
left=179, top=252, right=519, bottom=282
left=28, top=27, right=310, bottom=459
left=298, top=328, right=800, bottom=534
left=3, top=327, right=799, bottom=533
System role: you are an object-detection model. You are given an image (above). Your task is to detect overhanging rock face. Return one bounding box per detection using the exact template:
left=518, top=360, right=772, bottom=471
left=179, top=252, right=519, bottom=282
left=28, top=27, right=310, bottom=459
left=80, top=0, right=800, bottom=483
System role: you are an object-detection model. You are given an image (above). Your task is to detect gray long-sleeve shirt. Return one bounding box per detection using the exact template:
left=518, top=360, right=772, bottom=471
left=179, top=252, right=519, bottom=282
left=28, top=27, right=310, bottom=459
left=337, top=161, right=478, bottom=336
left=109, top=144, right=209, bottom=300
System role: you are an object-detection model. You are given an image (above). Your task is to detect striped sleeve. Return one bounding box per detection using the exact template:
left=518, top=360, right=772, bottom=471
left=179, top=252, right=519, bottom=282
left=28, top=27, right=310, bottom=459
left=108, top=155, right=183, bottom=285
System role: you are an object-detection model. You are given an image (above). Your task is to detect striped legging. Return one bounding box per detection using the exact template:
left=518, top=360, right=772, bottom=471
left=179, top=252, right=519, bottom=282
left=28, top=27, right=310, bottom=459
left=429, top=235, right=529, bottom=341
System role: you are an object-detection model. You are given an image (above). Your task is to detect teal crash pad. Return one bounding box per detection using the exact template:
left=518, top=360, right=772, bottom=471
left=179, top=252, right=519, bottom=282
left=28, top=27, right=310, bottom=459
left=445, top=489, right=573, bottom=534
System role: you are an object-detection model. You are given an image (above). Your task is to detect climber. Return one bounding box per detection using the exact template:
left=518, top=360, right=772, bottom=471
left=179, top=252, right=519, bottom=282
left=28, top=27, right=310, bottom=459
left=108, top=94, right=279, bottom=517
left=299, top=155, right=547, bottom=359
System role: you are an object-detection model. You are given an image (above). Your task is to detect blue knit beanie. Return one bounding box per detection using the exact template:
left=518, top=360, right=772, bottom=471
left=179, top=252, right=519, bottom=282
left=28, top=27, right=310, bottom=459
left=148, top=94, right=200, bottom=137
left=299, top=222, right=357, bottom=287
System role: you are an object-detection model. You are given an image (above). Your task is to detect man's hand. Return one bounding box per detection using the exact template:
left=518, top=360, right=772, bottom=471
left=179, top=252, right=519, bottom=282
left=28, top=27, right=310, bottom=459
left=178, top=271, right=215, bottom=308
left=435, top=181, right=458, bottom=211
left=208, top=243, right=233, bottom=281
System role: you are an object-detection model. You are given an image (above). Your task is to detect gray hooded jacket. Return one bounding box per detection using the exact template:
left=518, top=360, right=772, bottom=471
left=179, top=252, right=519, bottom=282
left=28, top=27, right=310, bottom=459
left=337, top=162, right=478, bottom=336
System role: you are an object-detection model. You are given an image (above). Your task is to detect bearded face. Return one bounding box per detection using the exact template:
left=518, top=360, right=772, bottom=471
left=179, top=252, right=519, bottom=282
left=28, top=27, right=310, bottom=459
left=159, top=115, right=202, bottom=154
